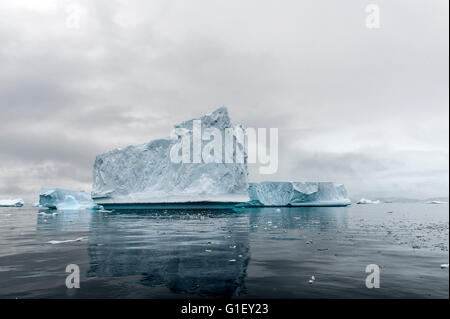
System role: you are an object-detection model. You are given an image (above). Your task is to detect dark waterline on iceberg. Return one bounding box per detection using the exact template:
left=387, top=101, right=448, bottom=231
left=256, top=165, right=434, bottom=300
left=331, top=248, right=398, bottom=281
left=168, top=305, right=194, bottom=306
left=0, top=203, right=448, bottom=298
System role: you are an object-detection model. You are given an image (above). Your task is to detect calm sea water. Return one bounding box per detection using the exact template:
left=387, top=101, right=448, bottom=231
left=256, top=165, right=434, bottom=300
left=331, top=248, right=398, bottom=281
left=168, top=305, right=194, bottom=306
left=0, top=203, right=448, bottom=298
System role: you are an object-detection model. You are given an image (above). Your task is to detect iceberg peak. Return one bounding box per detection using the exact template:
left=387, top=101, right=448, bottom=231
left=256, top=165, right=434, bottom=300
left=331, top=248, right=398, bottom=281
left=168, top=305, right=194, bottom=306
left=92, top=107, right=249, bottom=204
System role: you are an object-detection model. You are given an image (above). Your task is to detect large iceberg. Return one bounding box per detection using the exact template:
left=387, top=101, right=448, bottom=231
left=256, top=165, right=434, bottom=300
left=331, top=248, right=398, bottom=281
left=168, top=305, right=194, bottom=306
left=245, top=182, right=351, bottom=207
left=92, top=107, right=249, bottom=205
left=0, top=198, right=24, bottom=207
left=39, top=187, right=101, bottom=210
left=90, top=106, right=352, bottom=207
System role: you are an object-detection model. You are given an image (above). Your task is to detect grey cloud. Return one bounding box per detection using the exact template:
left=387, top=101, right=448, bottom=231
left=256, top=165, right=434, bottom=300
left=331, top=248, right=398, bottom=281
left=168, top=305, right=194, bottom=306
left=0, top=0, right=448, bottom=200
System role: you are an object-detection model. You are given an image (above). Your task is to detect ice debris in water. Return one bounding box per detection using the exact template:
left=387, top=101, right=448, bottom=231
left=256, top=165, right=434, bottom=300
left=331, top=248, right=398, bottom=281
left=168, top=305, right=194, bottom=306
left=0, top=198, right=24, bottom=207
left=440, top=264, right=449, bottom=269
left=39, top=187, right=103, bottom=210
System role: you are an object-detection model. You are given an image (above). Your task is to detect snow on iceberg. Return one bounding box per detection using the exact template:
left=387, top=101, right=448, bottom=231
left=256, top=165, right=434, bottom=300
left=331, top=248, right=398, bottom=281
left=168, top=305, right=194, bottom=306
left=0, top=198, right=24, bottom=207
left=92, top=107, right=249, bottom=204
left=39, top=187, right=102, bottom=210
left=245, top=182, right=351, bottom=207
left=356, top=198, right=380, bottom=204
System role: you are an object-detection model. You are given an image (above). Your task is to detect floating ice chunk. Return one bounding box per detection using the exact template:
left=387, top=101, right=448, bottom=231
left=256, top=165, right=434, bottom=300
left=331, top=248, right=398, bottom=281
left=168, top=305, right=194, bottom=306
left=441, top=264, right=449, bottom=269
left=245, top=182, right=351, bottom=207
left=47, top=237, right=86, bottom=244
left=37, top=212, right=58, bottom=216
left=0, top=198, right=24, bottom=207
left=39, top=187, right=102, bottom=210
left=92, top=107, right=249, bottom=205
left=357, top=198, right=380, bottom=204
left=427, top=201, right=448, bottom=205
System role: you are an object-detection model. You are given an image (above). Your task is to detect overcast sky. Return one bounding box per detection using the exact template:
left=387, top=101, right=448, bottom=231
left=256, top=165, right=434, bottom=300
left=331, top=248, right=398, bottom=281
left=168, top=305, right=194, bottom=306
left=0, top=0, right=448, bottom=202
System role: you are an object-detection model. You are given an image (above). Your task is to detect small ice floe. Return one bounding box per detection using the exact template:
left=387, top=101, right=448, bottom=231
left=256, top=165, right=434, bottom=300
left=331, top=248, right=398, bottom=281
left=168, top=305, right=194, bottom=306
left=357, top=198, right=380, bottom=204
left=37, top=212, right=51, bottom=216
left=308, top=276, right=316, bottom=284
left=267, top=221, right=273, bottom=225
left=38, top=212, right=58, bottom=217
left=275, top=208, right=281, bottom=213
left=47, top=237, right=86, bottom=245
left=205, top=249, right=212, bottom=253
left=440, top=264, right=449, bottom=269
left=97, top=209, right=112, bottom=213
left=229, top=259, right=237, bottom=262
left=306, top=240, right=313, bottom=245
left=229, top=245, right=236, bottom=249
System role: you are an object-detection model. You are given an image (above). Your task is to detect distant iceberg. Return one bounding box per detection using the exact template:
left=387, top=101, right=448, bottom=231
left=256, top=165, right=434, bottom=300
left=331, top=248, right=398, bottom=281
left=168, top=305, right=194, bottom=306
left=39, top=187, right=102, bottom=210
left=244, top=182, right=351, bottom=207
left=357, top=198, right=380, bottom=204
left=0, top=198, right=24, bottom=207
left=92, top=107, right=249, bottom=205
left=427, top=200, right=448, bottom=204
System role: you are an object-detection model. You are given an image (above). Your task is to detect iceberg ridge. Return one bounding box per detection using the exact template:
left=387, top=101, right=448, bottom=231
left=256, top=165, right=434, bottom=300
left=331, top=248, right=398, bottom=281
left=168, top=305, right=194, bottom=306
left=245, top=182, right=351, bottom=207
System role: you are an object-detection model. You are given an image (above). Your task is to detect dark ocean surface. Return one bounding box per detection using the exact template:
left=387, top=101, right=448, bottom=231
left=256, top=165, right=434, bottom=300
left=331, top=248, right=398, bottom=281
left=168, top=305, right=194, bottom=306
left=0, top=203, right=448, bottom=298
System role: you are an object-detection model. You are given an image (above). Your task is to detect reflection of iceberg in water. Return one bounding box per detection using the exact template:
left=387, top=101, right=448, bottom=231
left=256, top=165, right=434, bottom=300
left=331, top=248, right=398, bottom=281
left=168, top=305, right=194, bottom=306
left=86, top=209, right=251, bottom=297
left=33, top=206, right=349, bottom=298
left=36, top=210, right=92, bottom=232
